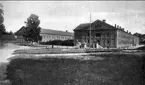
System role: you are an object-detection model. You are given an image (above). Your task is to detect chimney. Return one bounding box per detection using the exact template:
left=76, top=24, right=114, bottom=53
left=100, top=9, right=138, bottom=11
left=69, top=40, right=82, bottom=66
left=122, top=28, right=124, bottom=31
left=115, top=24, right=116, bottom=28
left=117, top=25, right=119, bottom=28
left=127, top=30, right=128, bottom=33
left=102, top=19, right=106, bottom=22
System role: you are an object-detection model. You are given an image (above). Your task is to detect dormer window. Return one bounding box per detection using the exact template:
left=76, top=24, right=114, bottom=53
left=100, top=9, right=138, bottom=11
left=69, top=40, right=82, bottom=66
left=95, top=23, right=101, bottom=28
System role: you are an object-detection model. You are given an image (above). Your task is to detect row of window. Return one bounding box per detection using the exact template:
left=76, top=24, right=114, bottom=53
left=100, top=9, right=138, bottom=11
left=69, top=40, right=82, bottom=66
left=80, top=39, right=111, bottom=45
left=86, top=33, right=113, bottom=38
left=42, top=35, right=73, bottom=40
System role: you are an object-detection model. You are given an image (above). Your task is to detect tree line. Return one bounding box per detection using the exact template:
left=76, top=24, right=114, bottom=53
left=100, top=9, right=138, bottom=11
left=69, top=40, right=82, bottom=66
left=0, top=4, right=5, bottom=37
left=134, top=33, right=145, bottom=44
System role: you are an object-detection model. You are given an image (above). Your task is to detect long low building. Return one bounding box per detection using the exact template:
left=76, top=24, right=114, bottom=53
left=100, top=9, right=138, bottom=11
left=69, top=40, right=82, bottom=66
left=74, top=19, right=139, bottom=48
left=15, top=27, right=74, bottom=43
left=40, top=29, right=74, bottom=42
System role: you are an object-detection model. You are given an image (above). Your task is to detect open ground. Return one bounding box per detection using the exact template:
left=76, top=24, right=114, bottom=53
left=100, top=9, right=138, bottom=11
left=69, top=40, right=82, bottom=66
left=0, top=43, right=145, bottom=85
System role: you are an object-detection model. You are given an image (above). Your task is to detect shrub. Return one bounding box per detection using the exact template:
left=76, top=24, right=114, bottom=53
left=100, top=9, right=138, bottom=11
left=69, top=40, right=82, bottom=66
left=39, top=39, right=74, bottom=46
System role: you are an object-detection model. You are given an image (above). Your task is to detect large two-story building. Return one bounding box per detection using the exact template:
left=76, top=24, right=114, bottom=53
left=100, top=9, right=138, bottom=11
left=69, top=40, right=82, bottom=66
left=74, top=19, right=139, bottom=48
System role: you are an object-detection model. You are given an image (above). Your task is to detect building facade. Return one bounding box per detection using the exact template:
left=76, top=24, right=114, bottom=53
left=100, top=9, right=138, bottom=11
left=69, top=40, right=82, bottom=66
left=74, top=19, right=139, bottom=48
left=40, top=29, right=74, bottom=42
left=15, top=28, right=74, bottom=43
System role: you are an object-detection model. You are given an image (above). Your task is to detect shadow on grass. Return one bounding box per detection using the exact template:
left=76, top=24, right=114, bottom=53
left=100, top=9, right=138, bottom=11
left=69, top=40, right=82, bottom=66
left=5, top=53, right=145, bottom=85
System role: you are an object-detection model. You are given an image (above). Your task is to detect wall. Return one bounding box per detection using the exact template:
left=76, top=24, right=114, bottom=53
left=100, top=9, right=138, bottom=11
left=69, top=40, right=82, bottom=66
left=74, top=22, right=117, bottom=48
left=15, top=36, right=26, bottom=43
left=100, top=30, right=116, bottom=48
left=74, top=30, right=117, bottom=48
left=116, top=30, right=137, bottom=48
left=132, top=36, right=139, bottom=46
left=74, top=20, right=140, bottom=48
left=2, top=35, right=16, bottom=41
left=40, top=34, right=73, bottom=42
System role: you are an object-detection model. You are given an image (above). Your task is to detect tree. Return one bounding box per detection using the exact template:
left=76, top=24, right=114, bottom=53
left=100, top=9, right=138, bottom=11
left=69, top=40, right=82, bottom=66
left=134, top=32, right=145, bottom=44
left=0, top=3, right=5, bottom=33
left=0, top=3, right=5, bottom=46
left=0, top=3, right=4, bottom=25
left=0, top=24, right=5, bottom=34
left=23, top=14, right=42, bottom=42
left=9, top=31, right=13, bottom=35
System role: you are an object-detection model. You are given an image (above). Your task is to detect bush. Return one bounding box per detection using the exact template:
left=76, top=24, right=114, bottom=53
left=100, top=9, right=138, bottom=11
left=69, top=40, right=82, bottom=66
left=39, top=39, right=74, bottom=46
left=0, top=63, right=8, bottom=80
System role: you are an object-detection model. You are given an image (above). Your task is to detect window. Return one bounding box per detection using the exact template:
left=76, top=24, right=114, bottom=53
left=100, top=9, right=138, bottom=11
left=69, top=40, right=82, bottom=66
left=95, top=23, right=101, bottom=28
left=97, top=40, right=100, bottom=45
left=88, top=33, right=89, bottom=36
left=107, top=33, right=110, bottom=37
left=107, top=40, right=110, bottom=44
left=96, top=33, right=101, bottom=37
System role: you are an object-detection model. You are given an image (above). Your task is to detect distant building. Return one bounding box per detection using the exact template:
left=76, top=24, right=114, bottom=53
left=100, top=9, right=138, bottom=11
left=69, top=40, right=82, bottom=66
left=74, top=19, right=139, bottom=48
left=15, top=27, right=74, bottom=43
left=40, top=29, right=73, bottom=42
left=15, top=35, right=26, bottom=43
left=15, top=26, right=27, bottom=43
left=2, top=34, right=16, bottom=41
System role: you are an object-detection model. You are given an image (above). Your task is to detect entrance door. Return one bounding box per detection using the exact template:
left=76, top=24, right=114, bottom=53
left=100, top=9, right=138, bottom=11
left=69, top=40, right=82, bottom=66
left=97, top=40, right=100, bottom=45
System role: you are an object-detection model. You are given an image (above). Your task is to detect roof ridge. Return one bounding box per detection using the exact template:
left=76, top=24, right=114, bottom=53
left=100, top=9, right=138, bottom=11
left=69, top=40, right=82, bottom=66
left=41, top=28, right=73, bottom=33
left=74, top=19, right=117, bottom=31
left=41, top=29, right=74, bottom=36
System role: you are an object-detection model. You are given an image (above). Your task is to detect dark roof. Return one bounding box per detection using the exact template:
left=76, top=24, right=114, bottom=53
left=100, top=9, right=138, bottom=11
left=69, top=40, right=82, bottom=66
left=40, top=29, right=74, bottom=36
left=74, top=23, right=90, bottom=31
left=74, top=19, right=116, bottom=31
left=15, top=27, right=74, bottom=36
left=15, top=26, right=26, bottom=35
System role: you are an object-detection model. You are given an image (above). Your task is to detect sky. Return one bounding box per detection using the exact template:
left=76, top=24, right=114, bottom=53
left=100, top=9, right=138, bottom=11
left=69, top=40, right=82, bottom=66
left=0, top=1, right=145, bottom=34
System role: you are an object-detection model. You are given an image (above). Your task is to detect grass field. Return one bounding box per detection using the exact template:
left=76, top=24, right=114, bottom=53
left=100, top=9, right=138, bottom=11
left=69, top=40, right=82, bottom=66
left=0, top=63, right=7, bottom=80
left=5, top=53, right=145, bottom=85
left=0, top=63, right=9, bottom=85
left=13, top=47, right=123, bottom=55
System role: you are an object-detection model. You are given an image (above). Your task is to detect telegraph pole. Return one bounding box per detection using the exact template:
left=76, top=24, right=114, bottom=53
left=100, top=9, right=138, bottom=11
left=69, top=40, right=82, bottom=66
left=89, top=13, right=92, bottom=48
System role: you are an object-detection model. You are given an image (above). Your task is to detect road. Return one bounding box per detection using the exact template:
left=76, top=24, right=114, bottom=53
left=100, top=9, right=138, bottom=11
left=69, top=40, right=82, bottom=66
left=0, top=43, right=30, bottom=62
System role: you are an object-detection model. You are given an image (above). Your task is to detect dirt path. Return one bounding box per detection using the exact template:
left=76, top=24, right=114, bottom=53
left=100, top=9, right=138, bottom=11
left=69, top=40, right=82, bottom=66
left=0, top=43, right=31, bottom=62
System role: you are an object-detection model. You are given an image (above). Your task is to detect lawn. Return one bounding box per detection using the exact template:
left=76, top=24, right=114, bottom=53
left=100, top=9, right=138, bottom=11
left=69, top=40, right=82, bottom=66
left=0, top=63, right=7, bottom=80
left=0, top=63, right=10, bottom=85
left=6, top=53, right=145, bottom=85
left=13, top=47, right=123, bottom=55
left=13, top=48, right=86, bottom=54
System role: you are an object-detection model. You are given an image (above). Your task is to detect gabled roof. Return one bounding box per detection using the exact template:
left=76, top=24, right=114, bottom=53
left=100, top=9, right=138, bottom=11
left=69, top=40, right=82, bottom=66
left=15, top=27, right=74, bottom=36
left=15, top=26, right=26, bottom=36
left=74, top=23, right=90, bottom=31
left=41, top=29, right=74, bottom=36
left=73, top=19, right=116, bottom=31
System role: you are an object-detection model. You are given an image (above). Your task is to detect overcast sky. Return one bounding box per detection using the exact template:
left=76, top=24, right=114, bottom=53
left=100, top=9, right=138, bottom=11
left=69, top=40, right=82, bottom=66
left=0, top=1, right=145, bottom=34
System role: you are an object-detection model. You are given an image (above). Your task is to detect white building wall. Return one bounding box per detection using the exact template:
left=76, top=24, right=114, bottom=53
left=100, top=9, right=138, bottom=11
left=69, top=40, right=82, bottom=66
left=40, top=34, right=73, bottom=42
